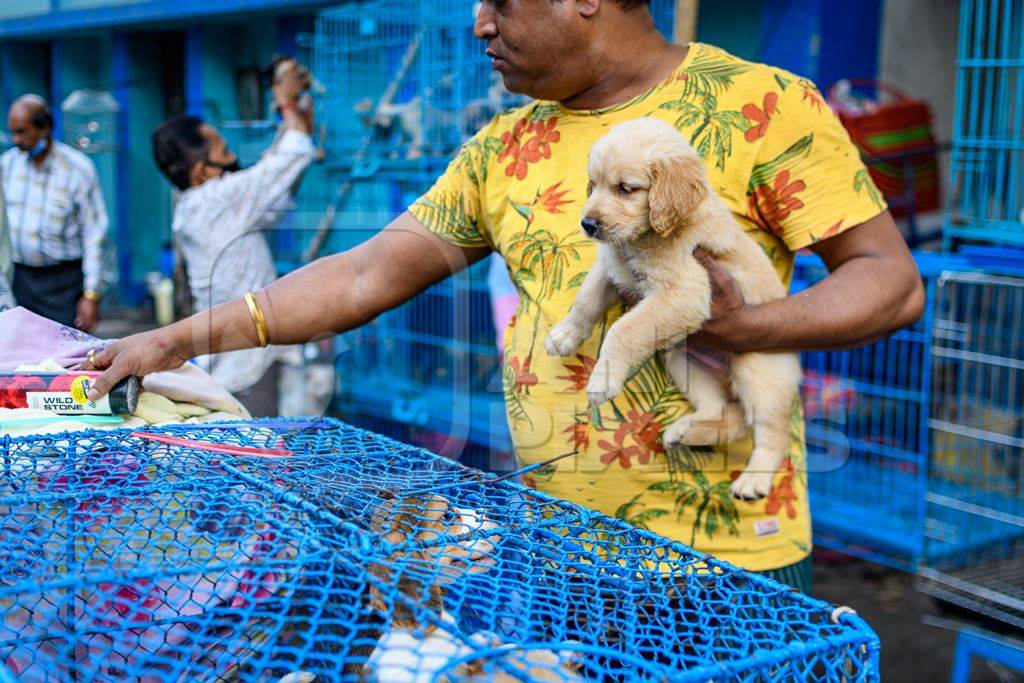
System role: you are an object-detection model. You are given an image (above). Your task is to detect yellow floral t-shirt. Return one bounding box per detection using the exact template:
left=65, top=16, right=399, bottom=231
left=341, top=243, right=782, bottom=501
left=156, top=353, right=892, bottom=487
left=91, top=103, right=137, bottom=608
left=410, top=43, right=886, bottom=571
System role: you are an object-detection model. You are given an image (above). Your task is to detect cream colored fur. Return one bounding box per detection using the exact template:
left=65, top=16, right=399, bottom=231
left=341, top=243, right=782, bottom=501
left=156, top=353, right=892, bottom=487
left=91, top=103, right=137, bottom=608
left=546, top=118, right=802, bottom=500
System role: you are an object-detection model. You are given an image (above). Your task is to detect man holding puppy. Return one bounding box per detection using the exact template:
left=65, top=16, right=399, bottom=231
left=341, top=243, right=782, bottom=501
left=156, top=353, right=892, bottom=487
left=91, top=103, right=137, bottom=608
left=88, top=0, right=923, bottom=592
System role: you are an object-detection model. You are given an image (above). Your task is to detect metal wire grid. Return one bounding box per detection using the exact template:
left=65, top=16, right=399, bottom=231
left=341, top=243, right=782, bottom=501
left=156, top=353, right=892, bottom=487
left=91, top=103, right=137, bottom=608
left=0, top=419, right=879, bottom=681
left=944, top=0, right=1024, bottom=248
left=919, top=271, right=1024, bottom=629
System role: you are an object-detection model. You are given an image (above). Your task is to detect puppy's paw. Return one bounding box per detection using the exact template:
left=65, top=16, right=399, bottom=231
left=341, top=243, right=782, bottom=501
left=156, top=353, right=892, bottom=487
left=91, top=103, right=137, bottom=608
left=546, top=321, right=585, bottom=357
left=664, top=417, right=717, bottom=447
left=730, top=470, right=775, bottom=501
left=587, top=363, right=624, bottom=407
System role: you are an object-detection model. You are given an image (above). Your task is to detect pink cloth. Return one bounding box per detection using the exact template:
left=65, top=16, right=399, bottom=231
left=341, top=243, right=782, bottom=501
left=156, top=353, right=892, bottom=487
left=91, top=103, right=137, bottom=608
left=0, top=307, right=246, bottom=415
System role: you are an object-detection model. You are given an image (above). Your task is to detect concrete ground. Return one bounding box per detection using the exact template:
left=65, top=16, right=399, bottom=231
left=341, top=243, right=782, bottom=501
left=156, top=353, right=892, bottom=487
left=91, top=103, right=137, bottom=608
left=813, top=551, right=1020, bottom=682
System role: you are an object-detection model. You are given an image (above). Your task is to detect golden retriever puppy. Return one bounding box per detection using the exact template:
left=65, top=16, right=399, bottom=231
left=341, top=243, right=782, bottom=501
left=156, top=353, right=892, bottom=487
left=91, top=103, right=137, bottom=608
left=545, top=118, right=802, bottom=500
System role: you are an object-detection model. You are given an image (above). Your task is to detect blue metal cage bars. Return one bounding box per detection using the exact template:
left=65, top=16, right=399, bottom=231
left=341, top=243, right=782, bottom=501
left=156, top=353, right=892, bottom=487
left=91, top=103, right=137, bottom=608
left=918, top=270, right=1024, bottom=630
left=796, top=250, right=1024, bottom=570
left=0, top=419, right=879, bottom=681
left=944, top=0, right=1024, bottom=248
left=312, top=0, right=677, bottom=456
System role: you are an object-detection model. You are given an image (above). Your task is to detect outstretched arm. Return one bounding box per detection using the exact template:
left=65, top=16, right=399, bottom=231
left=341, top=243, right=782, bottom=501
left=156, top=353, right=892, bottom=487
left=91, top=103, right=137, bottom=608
left=86, top=211, right=490, bottom=397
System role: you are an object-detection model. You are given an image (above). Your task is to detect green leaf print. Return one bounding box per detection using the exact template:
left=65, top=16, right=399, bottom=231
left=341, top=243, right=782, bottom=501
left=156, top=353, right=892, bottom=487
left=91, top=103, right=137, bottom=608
left=412, top=193, right=482, bottom=246
left=508, top=198, right=535, bottom=222
left=774, top=73, right=793, bottom=91
left=648, top=473, right=739, bottom=546
left=679, top=51, right=752, bottom=99
left=567, top=271, right=588, bottom=289
left=514, top=267, right=537, bottom=282
left=615, top=494, right=670, bottom=531
left=747, top=134, right=814, bottom=192
left=454, top=135, right=505, bottom=185
left=502, top=365, right=533, bottom=428
left=854, top=168, right=886, bottom=210
left=530, top=103, right=562, bottom=122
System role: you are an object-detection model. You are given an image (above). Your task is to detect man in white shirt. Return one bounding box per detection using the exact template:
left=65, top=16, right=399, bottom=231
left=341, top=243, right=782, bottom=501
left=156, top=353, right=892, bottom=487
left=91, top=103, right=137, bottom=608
left=1, top=95, right=108, bottom=329
left=150, top=62, right=315, bottom=415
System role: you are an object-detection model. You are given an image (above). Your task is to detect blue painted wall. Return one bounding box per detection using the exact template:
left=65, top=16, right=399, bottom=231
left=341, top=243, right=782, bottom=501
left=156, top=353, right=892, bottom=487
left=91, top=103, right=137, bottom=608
left=697, top=0, right=882, bottom=91
left=0, top=1, right=47, bottom=21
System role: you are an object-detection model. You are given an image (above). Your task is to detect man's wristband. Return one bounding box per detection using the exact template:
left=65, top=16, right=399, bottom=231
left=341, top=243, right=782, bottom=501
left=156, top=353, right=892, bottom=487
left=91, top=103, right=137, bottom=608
left=82, top=289, right=101, bottom=303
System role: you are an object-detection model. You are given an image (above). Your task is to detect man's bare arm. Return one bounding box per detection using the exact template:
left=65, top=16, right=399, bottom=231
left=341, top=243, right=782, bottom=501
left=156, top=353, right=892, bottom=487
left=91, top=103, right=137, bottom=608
left=691, top=211, right=925, bottom=353
left=86, top=212, right=489, bottom=397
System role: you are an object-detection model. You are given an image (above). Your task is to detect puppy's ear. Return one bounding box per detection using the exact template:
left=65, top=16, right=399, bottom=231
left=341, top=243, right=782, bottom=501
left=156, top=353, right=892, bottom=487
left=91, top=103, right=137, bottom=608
left=649, top=152, right=708, bottom=237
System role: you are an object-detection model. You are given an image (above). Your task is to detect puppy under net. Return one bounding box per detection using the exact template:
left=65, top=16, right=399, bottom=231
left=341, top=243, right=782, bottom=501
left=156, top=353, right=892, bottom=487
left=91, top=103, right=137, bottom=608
left=0, top=419, right=878, bottom=681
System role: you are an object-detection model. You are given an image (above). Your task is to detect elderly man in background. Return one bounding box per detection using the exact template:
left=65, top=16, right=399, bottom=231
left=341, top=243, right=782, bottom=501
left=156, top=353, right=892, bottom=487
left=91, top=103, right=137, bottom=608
left=149, top=60, right=315, bottom=416
left=1, top=95, right=108, bottom=330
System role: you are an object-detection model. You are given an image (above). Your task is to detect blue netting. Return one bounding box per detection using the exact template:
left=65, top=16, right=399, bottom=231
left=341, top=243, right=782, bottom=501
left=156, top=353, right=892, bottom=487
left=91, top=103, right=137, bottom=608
left=0, top=419, right=878, bottom=681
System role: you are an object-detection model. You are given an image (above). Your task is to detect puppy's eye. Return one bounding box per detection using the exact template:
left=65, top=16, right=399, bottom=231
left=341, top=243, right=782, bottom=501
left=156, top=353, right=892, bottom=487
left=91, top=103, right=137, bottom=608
left=618, top=183, right=635, bottom=195
left=586, top=181, right=593, bottom=197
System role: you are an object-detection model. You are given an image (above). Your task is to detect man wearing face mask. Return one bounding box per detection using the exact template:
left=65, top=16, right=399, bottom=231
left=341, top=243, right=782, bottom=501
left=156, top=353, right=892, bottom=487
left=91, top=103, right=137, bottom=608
left=1, top=94, right=108, bottom=330
left=150, top=61, right=315, bottom=414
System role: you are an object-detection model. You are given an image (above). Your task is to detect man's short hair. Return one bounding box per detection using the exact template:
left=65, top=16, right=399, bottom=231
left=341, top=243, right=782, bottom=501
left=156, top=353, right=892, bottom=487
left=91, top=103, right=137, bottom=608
left=152, top=115, right=208, bottom=191
left=30, top=101, right=53, bottom=131
left=614, top=0, right=651, bottom=9
left=261, top=54, right=294, bottom=88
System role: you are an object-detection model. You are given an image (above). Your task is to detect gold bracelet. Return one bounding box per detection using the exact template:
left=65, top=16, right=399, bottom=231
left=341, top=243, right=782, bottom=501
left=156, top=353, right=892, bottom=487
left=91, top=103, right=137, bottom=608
left=82, top=289, right=102, bottom=303
left=243, top=292, right=270, bottom=348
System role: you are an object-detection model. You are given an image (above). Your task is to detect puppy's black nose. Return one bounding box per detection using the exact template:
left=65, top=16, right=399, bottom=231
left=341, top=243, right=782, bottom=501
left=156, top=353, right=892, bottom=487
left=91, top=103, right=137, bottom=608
left=581, top=217, right=600, bottom=237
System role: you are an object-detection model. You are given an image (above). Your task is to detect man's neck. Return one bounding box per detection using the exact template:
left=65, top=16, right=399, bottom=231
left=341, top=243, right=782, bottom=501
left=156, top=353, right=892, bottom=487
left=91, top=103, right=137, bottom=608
left=559, top=31, right=688, bottom=111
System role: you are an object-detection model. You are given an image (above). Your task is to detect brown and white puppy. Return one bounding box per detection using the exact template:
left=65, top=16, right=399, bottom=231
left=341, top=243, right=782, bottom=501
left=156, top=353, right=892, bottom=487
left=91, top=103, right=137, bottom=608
left=545, top=118, right=802, bottom=500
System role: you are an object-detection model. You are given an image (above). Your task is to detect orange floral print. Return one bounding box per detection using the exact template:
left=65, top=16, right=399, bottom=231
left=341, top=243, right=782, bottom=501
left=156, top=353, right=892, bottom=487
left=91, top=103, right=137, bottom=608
left=764, top=459, right=798, bottom=519
left=742, top=91, right=778, bottom=142
left=508, top=356, right=538, bottom=393
left=537, top=181, right=573, bottom=214
left=598, top=429, right=645, bottom=469
left=730, top=458, right=799, bottom=519
left=802, top=85, right=825, bottom=112
left=748, top=170, right=806, bottom=231
left=498, top=116, right=562, bottom=180
left=558, top=354, right=596, bottom=392
left=616, top=410, right=665, bottom=457
left=817, top=218, right=845, bottom=241
left=565, top=421, right=590, bottom=450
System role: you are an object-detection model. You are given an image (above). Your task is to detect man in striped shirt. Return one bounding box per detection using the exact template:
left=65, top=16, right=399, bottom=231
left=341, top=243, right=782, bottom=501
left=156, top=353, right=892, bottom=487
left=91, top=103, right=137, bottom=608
left=1, top=95, right=108, bottom=330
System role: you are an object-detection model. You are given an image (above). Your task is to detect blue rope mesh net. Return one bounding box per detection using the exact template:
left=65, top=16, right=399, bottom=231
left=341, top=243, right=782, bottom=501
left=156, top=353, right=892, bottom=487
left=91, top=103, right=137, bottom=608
left=0, top=419, right=878, bottom=681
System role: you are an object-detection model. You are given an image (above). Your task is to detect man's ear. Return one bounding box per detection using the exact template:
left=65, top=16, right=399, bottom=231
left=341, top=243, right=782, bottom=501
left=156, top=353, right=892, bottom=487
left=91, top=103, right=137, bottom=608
left=576, top=0, right=600, bottom=19
left=648, top=152, right=708, bottom=237
left=187, top=159, right=208, bottom=188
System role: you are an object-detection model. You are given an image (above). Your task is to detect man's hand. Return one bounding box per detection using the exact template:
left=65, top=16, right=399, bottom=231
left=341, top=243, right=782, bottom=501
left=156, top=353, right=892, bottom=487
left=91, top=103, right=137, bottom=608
left=74, top=297, right=100, bottom=332
left=687, top=247, right=750, bottom=351
left=82, top=328, right=189, bottom=400
left=271, top=60, right=310, bottom=108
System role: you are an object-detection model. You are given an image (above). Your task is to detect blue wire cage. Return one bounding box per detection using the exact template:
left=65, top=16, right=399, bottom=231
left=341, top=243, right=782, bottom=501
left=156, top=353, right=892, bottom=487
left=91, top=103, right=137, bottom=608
left=796, top=249, right=1024, bottom=571
left=943, top=0, right=1024, bottom=248
left=216, top=120, right=335, bottom=274
left=0, top=419, right=879, bottom=681
left=918, top=270, right=1024, bottom=630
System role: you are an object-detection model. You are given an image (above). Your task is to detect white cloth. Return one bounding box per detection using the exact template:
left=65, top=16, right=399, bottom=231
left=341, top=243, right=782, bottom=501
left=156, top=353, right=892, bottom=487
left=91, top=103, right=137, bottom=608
left=0, top=141, right=108, bottom=291
left=172, top=130, right=315, bottom=392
